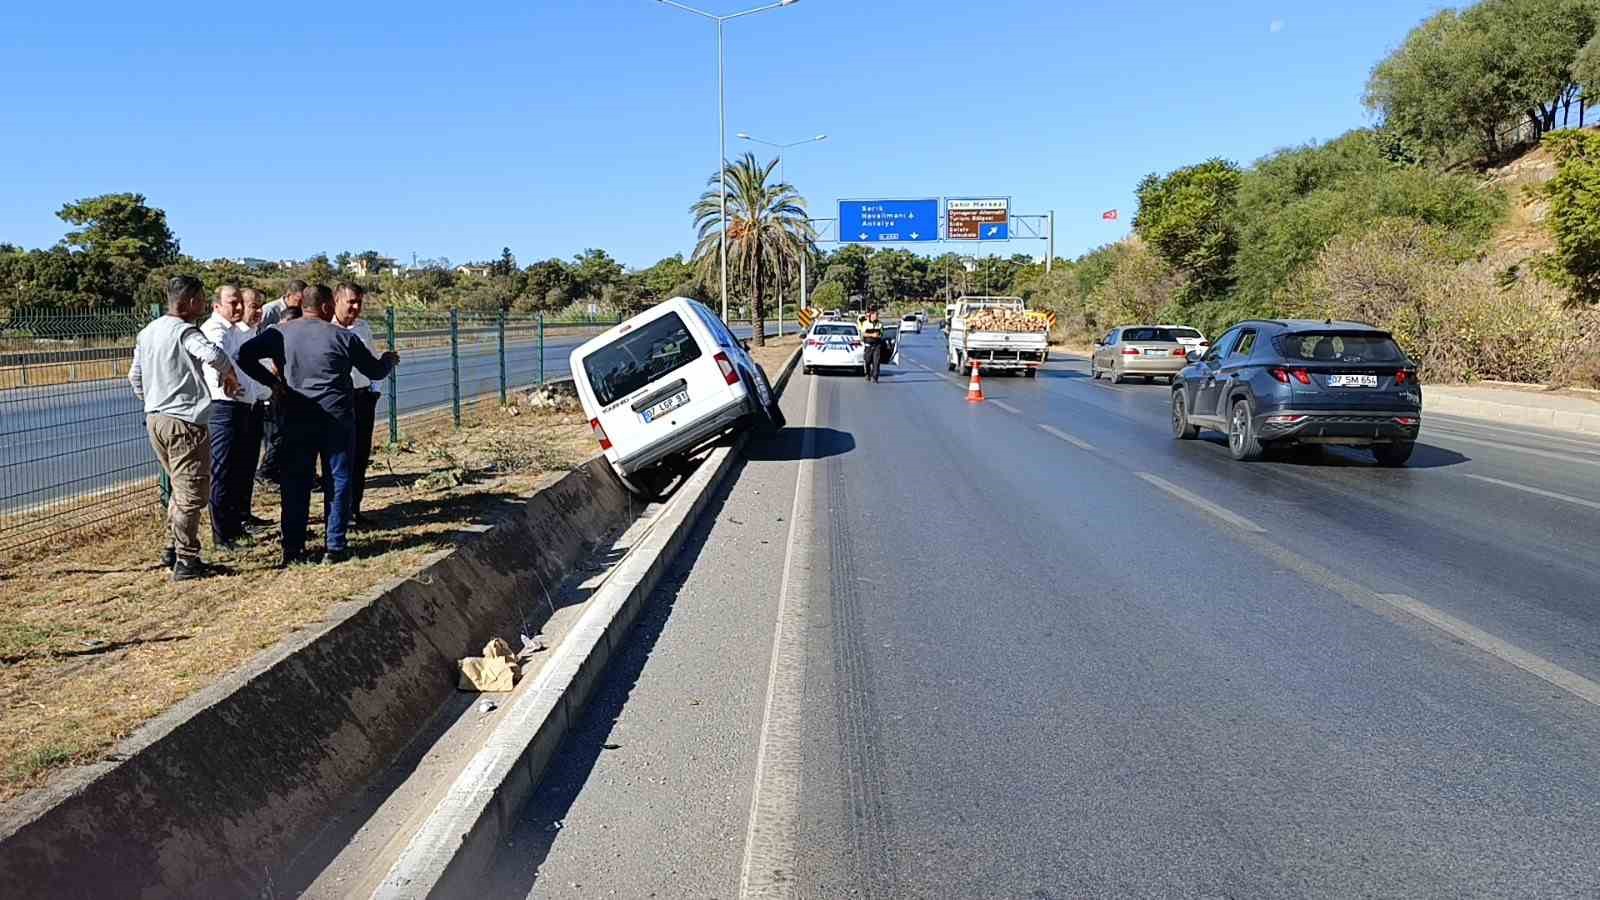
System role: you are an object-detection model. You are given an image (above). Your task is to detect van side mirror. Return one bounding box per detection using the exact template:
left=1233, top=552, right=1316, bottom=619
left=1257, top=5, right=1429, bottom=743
left=1186, top=350, right=1202, bottom=364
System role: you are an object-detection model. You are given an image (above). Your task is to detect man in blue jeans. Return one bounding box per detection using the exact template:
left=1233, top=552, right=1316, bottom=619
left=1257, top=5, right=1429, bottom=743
left=237, top=284, right=398, bottom=565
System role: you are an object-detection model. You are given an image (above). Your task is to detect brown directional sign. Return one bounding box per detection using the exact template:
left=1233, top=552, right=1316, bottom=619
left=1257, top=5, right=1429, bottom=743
left=946, top=197, right=1011, bottom=241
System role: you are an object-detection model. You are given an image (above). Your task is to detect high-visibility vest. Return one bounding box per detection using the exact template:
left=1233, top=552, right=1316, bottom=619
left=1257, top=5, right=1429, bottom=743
left=860, top=318, right=883, bottom=341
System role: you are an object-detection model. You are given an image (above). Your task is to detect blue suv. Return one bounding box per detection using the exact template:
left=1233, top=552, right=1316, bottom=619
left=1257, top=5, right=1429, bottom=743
left=1170, top=320, right=1422, bottom=465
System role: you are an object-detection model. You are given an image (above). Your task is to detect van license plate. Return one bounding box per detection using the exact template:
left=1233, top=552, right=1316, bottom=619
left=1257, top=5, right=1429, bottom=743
left=1328, top=374, right=1378, bottom=388
left=641, top=390, right=690, bottom=423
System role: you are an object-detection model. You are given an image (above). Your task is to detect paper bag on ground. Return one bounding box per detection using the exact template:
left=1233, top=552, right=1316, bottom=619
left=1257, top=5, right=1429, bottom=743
left=459, top=638, right=520, bottom=692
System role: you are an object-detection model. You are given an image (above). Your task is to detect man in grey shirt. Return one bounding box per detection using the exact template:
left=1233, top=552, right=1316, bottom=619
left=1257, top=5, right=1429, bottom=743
left=129, top=275, right=241, bottom=580
left=239, top=283, right=398, bottom=565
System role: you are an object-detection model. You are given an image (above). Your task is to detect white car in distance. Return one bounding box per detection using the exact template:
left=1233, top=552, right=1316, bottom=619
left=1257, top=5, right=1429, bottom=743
left=900, top=314, right=922, bottom=334
left=802, top=321, right=865, bottom=375
left=1158, top=325, right=1209, bottom=354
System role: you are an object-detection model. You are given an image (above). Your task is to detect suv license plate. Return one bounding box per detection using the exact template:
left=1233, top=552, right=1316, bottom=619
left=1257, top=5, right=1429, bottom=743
left=1328, top=374, right=1378, bottom=388
left=641, top=390, right=690, bottom=423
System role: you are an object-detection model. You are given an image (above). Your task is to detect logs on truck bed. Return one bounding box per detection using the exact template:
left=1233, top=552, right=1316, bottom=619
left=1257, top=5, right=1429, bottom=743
left=965, top=309, right=1051, bottom=333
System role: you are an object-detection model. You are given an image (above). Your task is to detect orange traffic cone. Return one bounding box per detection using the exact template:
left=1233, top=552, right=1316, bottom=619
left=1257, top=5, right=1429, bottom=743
left=966, top=360, right=985, bottom=403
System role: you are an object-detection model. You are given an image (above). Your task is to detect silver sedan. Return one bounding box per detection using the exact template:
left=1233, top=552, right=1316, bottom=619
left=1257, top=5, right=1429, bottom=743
left=1090, top=326, right=1191, bottom=384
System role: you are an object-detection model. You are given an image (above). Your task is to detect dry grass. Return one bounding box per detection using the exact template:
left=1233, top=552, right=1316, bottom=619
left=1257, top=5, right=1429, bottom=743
left=747, top=334, right=800, bottom=377
left=0, top=358, right=128, bottom=390
left=0, top=397, right=593, bottom=805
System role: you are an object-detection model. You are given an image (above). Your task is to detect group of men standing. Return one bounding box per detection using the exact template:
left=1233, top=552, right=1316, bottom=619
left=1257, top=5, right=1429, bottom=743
left=129, top=276, right=398, bottom=581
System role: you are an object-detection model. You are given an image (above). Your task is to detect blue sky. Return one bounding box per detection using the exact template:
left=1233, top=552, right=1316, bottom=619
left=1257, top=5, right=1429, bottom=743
left=0, top=1, right=1447, bottom=269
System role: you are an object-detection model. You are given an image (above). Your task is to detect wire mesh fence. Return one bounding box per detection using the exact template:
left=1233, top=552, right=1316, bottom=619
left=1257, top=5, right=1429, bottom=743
left=0, top=307, right=617, bottom=552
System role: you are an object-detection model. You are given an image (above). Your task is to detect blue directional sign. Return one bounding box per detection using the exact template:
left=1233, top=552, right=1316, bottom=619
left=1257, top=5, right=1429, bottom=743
left=839, top=199, right=940, bottom=243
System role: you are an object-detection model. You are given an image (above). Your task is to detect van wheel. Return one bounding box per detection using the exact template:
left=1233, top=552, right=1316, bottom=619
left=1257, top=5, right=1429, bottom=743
left=611, top=461, right=672, bottom=499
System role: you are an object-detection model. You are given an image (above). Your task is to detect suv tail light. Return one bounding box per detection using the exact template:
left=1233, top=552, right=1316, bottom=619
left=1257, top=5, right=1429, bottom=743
left=589, top=418, right=612, bottom=450
left=1264, top=414, right=1309, bottom=425
left=1393, top=416, right=1419, bottom=426
left=1270, top=367, right=1312, bottom=385
left=713, top=351, right=740, bottom=385
left=1395, top=369, right=1417, bottom=385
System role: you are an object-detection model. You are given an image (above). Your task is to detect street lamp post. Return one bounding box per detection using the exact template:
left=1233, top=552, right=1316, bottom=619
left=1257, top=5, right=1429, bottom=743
left=738, top=131, right=827, bottom=336
left=656, top=0, right=800, bottom=323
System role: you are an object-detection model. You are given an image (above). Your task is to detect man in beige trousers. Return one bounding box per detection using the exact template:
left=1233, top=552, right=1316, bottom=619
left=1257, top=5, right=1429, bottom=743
left=129, top=275, right=240, bottom=581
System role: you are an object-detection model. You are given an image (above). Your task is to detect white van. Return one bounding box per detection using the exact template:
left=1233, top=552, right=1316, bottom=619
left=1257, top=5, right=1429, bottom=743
left=570, top=297, right=783, bottom=494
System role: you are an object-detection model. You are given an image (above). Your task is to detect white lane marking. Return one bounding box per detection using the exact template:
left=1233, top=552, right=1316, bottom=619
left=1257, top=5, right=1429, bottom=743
left=1459, top=473, right=1600, bottom=512
left=1428, top=432, right=1600, bottom=468
left=991, top=400, right=1021, bottom=414
left=1038, top=424, right=1096, bottom=451
left=740, top=374, right=818, bottom=900
left=1136, top=473, right=1266, bottom=533
left=1376, top=593, right=1600, bottom=708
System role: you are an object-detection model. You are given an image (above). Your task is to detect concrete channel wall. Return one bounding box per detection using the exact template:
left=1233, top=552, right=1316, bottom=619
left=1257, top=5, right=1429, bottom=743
left=0, top=456, right=633, bottom=898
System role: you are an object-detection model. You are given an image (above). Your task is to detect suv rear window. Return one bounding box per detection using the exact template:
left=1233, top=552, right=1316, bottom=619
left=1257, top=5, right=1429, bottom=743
left=812, top=324, right=859, bottom=336
left=1121, top=327, right=1179, bottom=343
left=1276, top=331, right=1404, bottom=364
left=584, top=311, right=704, bottom=406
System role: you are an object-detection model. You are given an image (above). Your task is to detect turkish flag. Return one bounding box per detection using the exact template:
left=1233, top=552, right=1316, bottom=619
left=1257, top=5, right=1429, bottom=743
left=1102, top=209, right=1119, bottom=221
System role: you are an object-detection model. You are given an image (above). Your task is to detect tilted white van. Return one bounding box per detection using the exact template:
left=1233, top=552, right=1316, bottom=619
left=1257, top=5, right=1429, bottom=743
left=570, top=297, right=784, bottom=494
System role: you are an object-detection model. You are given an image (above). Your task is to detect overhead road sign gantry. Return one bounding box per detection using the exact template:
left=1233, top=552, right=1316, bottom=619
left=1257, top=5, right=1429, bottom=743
left=947, top=197, right=1010, bottom=241
left=839, top=198, right=940, bottom=243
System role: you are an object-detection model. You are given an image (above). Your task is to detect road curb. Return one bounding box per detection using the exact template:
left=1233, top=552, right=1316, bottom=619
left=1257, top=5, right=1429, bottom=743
left=1425, top=391, right=1600, bottom=436
left=375, top=345, right=802, bottom=898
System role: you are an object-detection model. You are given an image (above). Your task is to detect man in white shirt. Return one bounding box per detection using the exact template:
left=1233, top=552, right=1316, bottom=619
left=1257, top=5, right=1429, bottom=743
left=129, top=275, right=240, bottom=580
left=236, top=288, right=271, bottom=528
left=200, top=285, right=267, bottom=548
left=255, top=280, right=306, bottom=486
left=332, top=282, right=383, bottom=526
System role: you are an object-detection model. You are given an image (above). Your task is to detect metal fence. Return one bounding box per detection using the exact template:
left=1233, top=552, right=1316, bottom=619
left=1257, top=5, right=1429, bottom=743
left=0, top=307, right=617, bottom=552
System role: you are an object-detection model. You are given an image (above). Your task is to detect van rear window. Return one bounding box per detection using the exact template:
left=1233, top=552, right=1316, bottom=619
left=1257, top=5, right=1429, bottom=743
left=1276, top=332, right=1403, bottom=364
left=584, top=312, right=704, bottom=406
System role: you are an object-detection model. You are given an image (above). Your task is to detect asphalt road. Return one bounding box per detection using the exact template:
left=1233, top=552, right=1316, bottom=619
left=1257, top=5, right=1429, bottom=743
left=0, top=324, right=777, bottom=516
left=487, top=331, right=1600, bottom=898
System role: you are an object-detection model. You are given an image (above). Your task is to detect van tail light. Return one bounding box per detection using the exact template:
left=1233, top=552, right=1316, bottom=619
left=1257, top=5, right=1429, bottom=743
left=1270, top=368, right=1312, bottom=385
left=589, top=418, right=612, bottom=451
left=1121, top=348, right=1141, bottom=356
left=713, top=351, right=740, bottom=385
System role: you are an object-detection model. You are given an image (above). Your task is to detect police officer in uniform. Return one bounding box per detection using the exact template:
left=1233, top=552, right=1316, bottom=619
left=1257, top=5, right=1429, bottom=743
left=858, top=307, right=885, bottom=383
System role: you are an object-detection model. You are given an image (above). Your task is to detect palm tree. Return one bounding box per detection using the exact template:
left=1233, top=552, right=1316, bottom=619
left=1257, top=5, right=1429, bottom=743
left=690, top=153, right=814, bottom=346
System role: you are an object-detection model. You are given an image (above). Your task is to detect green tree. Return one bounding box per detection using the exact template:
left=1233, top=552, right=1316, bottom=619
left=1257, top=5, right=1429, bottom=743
left=1132, top=158, right=1241, bottom=296
left=1540, top=128, right=1600, bottom=301
left=571, top=248, right=624, bottom=301
left=492, top=247, right=517, bottom=278
left=306, top=253, right=335, bottom=284
left=810, top=281, right=845, bottom=311
left=56, top=193, right=179, bottom=270
left=690, top=152, right=814, bottom=346
left=516, top=258, right=576, bottom=313
left=1574, top=31, right=1600, bottom=95
left=639, top=254, right=700, bottom=302
left=335, top=251, right=353, bottom=272
left=1367, top=0, right=1599, bottom=163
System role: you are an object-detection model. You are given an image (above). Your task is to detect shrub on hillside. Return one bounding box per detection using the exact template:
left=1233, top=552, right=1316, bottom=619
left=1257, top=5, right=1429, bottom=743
left=1539, top=129, right=1600, bottom=303
left=1085, top=241, right=1184, bottom=331
left=1232, top=131, right=1505, bottom=309
left=1287, top=219, right=1583, bottom=384
left=809, top=281, right=845, bottom=311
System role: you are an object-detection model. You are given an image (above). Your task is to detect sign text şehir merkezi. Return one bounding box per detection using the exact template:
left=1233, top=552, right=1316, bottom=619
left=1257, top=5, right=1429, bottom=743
left=838, top=199, right=940, bottom=243
left=946, top=197, right=1010, bottom=241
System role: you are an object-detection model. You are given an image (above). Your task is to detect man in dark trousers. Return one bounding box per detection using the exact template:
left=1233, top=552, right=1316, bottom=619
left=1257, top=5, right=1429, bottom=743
left=238, top=284, right=398, bottom=565
left=331, top=282, right=382, bottom=527
left=254, top=280, right=306, bottom=487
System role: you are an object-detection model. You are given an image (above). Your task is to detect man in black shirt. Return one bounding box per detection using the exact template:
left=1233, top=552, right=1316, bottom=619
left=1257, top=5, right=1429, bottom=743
left=238, top=284, right=398, bottom=565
